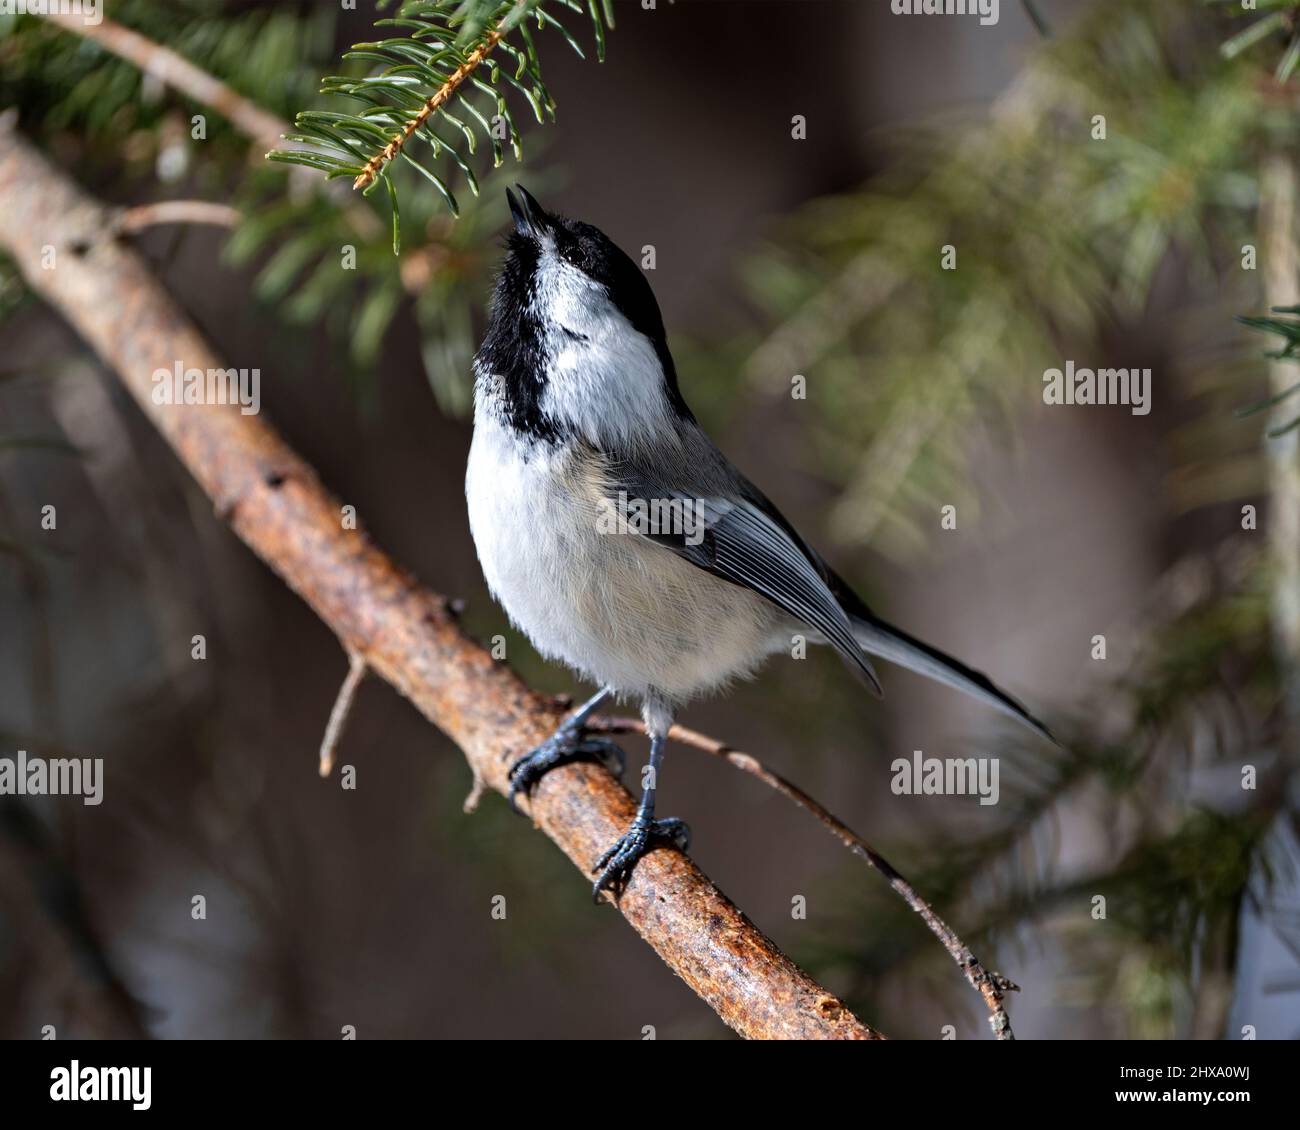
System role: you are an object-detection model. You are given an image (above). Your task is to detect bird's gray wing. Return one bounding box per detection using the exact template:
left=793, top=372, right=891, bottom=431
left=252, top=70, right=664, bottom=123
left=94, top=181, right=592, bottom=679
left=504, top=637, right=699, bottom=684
left=611, top=464, right=881, bottom=694
left=729, top=469, right=1056, bottom=741
left=610, top=437, right=1055, bottom=741
left=733, top=471, right=1055, bottom=741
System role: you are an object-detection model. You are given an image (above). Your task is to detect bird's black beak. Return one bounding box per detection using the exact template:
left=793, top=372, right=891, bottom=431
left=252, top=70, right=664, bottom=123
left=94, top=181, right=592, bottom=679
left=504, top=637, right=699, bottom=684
left=506, top=184, right=545, bottom=237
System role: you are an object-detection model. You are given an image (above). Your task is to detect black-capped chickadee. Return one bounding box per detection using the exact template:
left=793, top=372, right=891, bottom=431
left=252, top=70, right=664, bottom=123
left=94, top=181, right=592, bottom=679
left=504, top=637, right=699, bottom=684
left=467, top=186, right=1053, bottom=900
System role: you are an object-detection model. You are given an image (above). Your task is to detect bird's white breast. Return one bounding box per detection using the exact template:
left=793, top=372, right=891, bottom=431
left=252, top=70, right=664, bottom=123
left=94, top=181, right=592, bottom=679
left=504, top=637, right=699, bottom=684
left=465, top=410, right=780, bottom=703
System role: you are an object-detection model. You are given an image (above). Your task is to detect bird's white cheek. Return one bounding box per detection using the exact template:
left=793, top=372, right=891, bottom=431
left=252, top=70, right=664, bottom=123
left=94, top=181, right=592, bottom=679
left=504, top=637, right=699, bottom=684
left=530, top=253, right=675, bottom=450
left=533, top=254, right=603, bottom=331
left=540, top=327, right=672, bottom=451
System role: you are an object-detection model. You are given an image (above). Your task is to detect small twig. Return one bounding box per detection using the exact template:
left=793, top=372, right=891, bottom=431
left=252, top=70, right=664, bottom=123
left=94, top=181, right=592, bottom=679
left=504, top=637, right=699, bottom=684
left=462, top=770, right=487, bottom=814
left=319, top=649, right=368, bottom=778
left=589, top=715, right=1019, bottom=1040
left=111, top=201, right=241, bottom=237
left=352, top=27, right=503, bottom=191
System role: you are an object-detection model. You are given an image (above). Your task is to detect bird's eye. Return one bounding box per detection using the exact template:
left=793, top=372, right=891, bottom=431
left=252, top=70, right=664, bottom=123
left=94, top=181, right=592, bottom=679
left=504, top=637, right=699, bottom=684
left=551, top=232, right=589, bottom=271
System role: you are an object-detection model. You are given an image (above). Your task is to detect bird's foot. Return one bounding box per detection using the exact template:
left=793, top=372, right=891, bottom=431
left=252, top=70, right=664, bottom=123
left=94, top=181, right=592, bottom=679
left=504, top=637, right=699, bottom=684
left=591, top=815, right=691, bottom=902
left=506, top=724, right=624, bottom=813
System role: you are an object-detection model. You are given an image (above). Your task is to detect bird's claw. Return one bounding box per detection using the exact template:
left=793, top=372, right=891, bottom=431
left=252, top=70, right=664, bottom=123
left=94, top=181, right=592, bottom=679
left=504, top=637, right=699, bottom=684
left=506, top=728, right=625, bottom=813
left=591, top=815, right=690, bottom=902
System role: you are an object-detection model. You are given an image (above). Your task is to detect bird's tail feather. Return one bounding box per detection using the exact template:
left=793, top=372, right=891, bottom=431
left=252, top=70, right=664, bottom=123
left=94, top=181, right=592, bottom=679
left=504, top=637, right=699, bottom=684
left=851, top=615, right=1057, bottom=745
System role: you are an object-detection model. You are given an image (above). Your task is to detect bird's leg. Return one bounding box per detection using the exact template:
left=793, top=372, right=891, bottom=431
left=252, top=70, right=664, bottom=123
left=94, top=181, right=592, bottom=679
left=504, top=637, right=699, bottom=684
left=507, top=687, right=624, bottom=812
left=591, top=730, right=690, bottom=901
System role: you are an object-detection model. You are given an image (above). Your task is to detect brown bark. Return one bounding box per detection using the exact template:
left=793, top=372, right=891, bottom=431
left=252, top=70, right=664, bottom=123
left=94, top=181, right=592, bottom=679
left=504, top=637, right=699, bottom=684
left=0, top=118, right=880, bottom=1041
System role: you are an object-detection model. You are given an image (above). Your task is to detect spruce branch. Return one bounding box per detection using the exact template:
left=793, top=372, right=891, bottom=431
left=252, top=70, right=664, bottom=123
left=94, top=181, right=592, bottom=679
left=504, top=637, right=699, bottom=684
left=27, top=6, right=504, bottom=392
left=38, top=7, right=289, bottom=150
left=730, top=0, right=1271, bottom=558
left=1219, top=1, right=1300, bottom=81
left=33, top=8, right=383, bottom=238
left=350, top=23, right=504, bottom=193
left=268, top=0, right=614, bottom=236
left=1238, top=304, right=1300, bottom=438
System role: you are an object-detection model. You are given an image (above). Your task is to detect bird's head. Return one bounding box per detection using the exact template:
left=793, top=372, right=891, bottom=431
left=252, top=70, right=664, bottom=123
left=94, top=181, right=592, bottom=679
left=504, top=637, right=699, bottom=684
left=501, top=185, right=665, bottom=344
left=476, top=186, right=692, bottom=447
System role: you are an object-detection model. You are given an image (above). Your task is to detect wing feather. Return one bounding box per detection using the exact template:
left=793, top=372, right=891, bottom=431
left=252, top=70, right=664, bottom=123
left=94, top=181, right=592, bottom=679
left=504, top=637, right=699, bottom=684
left=613, top=471, right=881, bottom=693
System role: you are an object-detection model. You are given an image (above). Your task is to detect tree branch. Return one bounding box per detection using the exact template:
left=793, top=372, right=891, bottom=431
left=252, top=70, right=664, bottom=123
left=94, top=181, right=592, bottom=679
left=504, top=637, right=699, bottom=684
left=0, top=117, right=880, bottom=1041
left=38, top=12, right=384, bottom=242
left=40, top=11, right=289, bottom=151
left=110, top=201, right=241, bottom=237
left=590, top=716, right=1018, bottom=1039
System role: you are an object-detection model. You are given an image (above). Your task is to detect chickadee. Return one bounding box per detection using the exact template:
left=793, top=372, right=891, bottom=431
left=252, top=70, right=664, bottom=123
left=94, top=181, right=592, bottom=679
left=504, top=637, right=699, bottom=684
left=467, top=186, right=1053, bottom=900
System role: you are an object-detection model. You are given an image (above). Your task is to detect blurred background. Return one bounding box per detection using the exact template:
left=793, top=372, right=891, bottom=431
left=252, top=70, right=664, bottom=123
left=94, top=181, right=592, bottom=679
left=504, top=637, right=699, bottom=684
left=2, top=0, right=1299, bottom=1039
